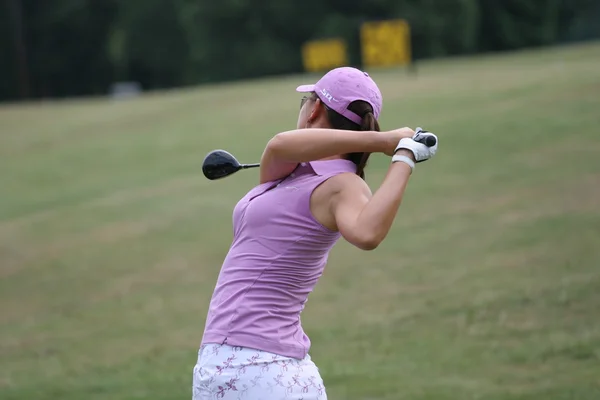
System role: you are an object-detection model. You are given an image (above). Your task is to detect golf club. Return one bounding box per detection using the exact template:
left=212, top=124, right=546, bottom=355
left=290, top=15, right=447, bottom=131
left=202, top=134, right=436, bottom=180
left=414, top=127, right=437, bottom=147
left=202, top=149, right=260, bottom=180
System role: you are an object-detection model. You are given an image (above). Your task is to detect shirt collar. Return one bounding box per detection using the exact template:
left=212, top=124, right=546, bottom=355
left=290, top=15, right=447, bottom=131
left=307, top=159, right=358, bottom=176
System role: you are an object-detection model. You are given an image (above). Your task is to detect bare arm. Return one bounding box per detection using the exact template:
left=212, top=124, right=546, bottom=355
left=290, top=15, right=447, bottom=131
left=329, top=151, right=414, bottom=250
left=259, top=128, right=403, bottom=183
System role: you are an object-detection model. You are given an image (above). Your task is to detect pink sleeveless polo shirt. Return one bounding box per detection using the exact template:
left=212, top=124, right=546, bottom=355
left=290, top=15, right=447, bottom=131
left=201, top=159, right=357, bottom=360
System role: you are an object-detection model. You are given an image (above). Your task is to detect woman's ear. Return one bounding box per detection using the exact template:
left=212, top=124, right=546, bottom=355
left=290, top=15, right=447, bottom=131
left=307, top=98, right=323, bottom=124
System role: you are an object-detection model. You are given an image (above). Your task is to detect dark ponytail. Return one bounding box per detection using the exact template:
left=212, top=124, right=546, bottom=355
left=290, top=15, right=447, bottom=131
left=308, top=92, right=380, bottom=180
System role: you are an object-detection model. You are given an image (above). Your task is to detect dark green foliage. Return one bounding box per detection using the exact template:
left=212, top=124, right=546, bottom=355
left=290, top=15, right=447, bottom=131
left=1, top=0, right=598, bottom=101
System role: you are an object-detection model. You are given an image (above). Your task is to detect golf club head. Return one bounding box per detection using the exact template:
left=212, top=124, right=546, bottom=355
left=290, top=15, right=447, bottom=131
left=202, top=149, right=242, bottom=180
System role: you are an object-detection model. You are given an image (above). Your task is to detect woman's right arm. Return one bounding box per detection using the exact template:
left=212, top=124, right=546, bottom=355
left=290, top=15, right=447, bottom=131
left=259, top=128, right=412, bottom=183
left=327, top=149, right=416, bottom=250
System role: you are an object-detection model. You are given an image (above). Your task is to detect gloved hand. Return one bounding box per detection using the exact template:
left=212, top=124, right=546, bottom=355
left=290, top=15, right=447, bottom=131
left=394, top=127, right=438, bottom=163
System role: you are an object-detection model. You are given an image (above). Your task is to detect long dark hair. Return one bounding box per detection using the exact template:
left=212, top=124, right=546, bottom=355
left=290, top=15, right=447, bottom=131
left=307, top=92, right=379, bottom=180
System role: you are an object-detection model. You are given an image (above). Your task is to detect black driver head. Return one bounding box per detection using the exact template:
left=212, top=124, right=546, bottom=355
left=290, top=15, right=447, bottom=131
left=202, top=149, right=242, bottom=180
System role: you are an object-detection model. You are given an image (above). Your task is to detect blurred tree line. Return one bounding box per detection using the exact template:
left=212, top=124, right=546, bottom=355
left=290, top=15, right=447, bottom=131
left=2, top=0, right=599, bottom=101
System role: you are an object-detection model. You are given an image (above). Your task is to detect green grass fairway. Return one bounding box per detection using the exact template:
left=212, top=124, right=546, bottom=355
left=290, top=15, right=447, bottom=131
left=1, top=42, right=600, bottom=400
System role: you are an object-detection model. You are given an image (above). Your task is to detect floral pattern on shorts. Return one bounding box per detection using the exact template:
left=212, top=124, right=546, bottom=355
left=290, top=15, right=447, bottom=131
left=192, top=343, right=327, bottom=400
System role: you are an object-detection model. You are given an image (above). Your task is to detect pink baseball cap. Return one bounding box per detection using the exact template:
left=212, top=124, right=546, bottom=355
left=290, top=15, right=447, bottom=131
left=296, top=67, right=383, bottom=125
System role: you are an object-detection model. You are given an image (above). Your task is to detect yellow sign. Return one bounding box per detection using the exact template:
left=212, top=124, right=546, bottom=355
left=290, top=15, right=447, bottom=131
left=302, top=39, right=348, bottom=72
left=360, top=19, right=411, bottom=67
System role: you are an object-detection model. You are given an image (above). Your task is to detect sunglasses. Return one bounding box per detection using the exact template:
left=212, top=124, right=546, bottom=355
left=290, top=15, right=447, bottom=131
left=300, top=95, right=331, bottom=111
left=300, top=95, right=309, bottom=109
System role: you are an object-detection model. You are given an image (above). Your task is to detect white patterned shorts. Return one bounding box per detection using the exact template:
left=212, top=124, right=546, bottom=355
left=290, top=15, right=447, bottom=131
left=192, top=343, right=328, bottom=400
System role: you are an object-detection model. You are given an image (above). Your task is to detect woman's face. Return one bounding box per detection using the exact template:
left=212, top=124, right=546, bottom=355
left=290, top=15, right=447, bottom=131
left=296, top=95, right=314, bottom=129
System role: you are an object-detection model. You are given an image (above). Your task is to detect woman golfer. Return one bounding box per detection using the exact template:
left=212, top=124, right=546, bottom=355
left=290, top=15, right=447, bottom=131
left=193, top=67, right=438, bottom=399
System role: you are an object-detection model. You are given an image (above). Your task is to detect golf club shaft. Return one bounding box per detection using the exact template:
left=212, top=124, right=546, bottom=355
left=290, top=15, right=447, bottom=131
left=237, top=136, right=435, bottom=168
left=241, top=163, right=260, bottom=169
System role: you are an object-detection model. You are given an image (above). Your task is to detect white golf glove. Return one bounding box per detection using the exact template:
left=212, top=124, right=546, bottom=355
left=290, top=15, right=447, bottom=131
left=395, top=127, right=438, bottom=163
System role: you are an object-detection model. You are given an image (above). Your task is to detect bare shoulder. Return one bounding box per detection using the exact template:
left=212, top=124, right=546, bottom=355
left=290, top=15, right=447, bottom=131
left=311, top=172, right=372, bottom=231
left=325, top=172, right=372, bottom=198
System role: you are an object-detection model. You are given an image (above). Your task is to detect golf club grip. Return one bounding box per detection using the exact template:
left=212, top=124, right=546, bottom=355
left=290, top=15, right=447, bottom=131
left=415, top=134, right=436, bottom=147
